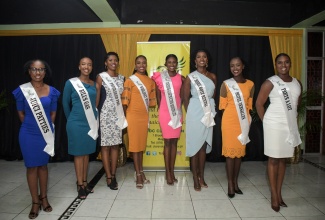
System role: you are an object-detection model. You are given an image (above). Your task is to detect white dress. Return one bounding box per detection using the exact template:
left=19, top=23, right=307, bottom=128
left=263, top=77, right=301, bottom=158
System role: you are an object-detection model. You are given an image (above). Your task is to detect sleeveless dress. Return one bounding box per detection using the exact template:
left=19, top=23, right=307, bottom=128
left=263, top=77, right=301, bottom=158
left=12, top=86, right=60, bottom=167
left=62, top=80, right=97, bottom=156
left=98, top=73, right=125, bottom=146
left=186, top=71, right=216, bottom=157
left=151, top=72, right=182, bottom=139
left=219, top=79, right=254, bottom=158
left=121, top=73, right=156, bottom=152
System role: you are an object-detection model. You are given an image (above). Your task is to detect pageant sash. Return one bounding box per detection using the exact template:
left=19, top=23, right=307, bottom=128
left=70, top=77, right=98, bottom=140
left=188, top=71, right=215, bottom=127
left=161, top=71, right=182, bottom=129
left=20, top=82, right=55, bottom=156
left=130, top=75, right=150, bottom=127
left=99, top=73, right=128, bottom=129
left=224, top=78, right=251, bottom=145
left=269, top=75, right=302, bottom=147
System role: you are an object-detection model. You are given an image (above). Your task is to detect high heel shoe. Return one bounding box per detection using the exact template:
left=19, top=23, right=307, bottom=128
left=77, top=184, right=87, bottom=200
left=271, top=197, right=280, bottom=212
left=135, top=173, right=143, bottom=189
left=234, top=188, right=243, bottom=194
left=107, top=175, right=118, bottom=190
left=279, top=201, right=287, bottom=207
left=140, top=170, right=150, bottom=184
left=165, top=172, right=174, bottom=186
left=83, top=180, right=94, bottom=193
left=198, top=177, right=208, bottom=188
left=39, top=195, right=52, bottom=212
left=28, top=201, right=40, bottom=219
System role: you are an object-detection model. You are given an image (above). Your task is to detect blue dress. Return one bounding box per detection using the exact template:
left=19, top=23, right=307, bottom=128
left=62, top=79, right=97, bottom=156
left=12, top=86, right=60, bottom=168
left=186, top=72, right=216, bottom=157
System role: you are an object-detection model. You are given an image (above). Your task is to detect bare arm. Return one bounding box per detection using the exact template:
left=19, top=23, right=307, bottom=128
left=255, top=80, right=273, bottom=121
left=181, top=76, right=191, bottom=112
left=210, top=73, right=217, bottom=99
left=95, top=74, right=102, bottom=108
left=50, top=112, right=56, bottom=124
left=155, top=82, right=161, bottom=109
left=17, top=111, right=25, bottom=123
left=297, top=79, right=303, bottom=108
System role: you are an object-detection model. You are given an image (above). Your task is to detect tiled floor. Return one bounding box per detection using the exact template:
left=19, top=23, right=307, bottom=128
left=1, top=155, right=325, bottom=220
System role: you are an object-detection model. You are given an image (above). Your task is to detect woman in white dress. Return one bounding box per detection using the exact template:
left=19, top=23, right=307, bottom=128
left=256, top=53, right=302, bottom=212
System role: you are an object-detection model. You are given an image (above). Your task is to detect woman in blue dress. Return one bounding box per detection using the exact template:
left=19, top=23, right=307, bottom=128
left=13, top=59, right=60, bottom=219
left=182, top=49, right=217, bottom=191
left=62, top=57, right=97, bottom=199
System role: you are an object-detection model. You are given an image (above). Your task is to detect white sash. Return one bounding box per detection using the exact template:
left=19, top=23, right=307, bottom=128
left=20, top=83, right=55, bottom=156
left=130, top=75, right=150, bottom=127
left=224, top=78, right=251, bottom=145
left=161, top=71, right=182, bottom=129
left=69, top=77, right=98, bottom=140
left=269, top=75, right=302, bottom=147
left=99, top=73, right=128, bottom=129
left=188, top=71, right=215, bottom=127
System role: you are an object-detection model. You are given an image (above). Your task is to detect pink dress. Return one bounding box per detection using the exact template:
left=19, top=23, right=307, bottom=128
left=152, top=72, right=183, bottom=139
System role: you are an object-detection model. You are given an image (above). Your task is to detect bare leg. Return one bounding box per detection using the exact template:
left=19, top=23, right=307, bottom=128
left=170, top=138, right=178, bottom=182
left=198, top=143, right=207, bottom=187
left=226, top=157, right=235, bottom=195
left=164, top=139, right=173, bottom=185
left=82, top=155, right=89, bottom=182
left=277, top=158, right=287, bottom=206
left=110, top=145, right=119, bottom=176
left=38, top=165, right=52, bottom=211
left=133, top=152, right=143, bottom=188
left=74, top=156, right=86, bottom=199
left=234, top=157, right=242, bottom=192
left=268, top=157, right=280, bottom=211
left=27, top=167, right=40, bottom=215
left=101, top=146, right=111, bottom=185
left=191, top=152, right=201, bottom=191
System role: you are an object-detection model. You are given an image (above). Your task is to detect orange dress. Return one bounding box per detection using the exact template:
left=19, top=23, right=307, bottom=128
left=219, top=79, right=254, bottom=158
left=122, top=73, right=156, bottom=152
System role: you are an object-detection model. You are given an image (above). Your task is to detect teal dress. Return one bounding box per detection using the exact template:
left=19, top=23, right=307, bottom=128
left=62, top=79, right=97, bottom=156
left=185, top=71, right=216, bottom=157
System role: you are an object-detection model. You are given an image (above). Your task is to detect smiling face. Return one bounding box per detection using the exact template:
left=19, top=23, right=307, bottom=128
left=79, top=57, right=93, bottom=76
left=275, top=55, right=291, bottom=75
left=29, top=60, right=46, bottom=83
left=135, top=56, right=147, bottom=74
left=195, top=51, right=208, bottom=68
left=165, top=56, right=178, bottom=73
left=230, top=57, right=244, bottom=77
left=105, top=54, right=119, bottom=72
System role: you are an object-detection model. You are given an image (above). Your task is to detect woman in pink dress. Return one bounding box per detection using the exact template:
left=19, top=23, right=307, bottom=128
left=152, top=54, right=185, bottom=185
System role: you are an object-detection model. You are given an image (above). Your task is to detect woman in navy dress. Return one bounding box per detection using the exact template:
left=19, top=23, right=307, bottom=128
left=12, top=59, right=60, bottom=219
left=62, top=57, right=97, bottom=199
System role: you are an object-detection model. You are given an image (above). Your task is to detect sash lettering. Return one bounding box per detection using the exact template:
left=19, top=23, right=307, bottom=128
left=70, top=77, right=98, bottom=140
left=269, top=75, right=301, bottom=147
left=161, top=71, right=182, bottom=129
left=188, top=71, right=215, bottom=127
left=225, top=78, right=251, bottom=145
left=20, top=83, right=55, bottom=156
left=99, top=73, right=127, bottom=129
left=130, top=75, right=150, bottom=127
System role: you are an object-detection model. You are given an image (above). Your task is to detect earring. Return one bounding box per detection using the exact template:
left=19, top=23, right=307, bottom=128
left=195, top=64, right=197, bottom=69
left=206, top=63, right=208, bottom=68
left=105, top=65, right=107, bottom=70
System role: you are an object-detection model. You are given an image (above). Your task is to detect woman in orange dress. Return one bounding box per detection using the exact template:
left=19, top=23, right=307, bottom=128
left=122, top=55, right=156, bottom=189
left=219, top=57, right=254, bottom=198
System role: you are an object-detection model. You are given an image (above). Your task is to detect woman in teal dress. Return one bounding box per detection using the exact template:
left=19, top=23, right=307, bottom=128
left=182, top=49, right=217, bottom=191
left=62, top=57, right=97, bottom=199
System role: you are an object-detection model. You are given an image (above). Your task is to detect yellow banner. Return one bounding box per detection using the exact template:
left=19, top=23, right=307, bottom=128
left=137, top=42, right=190, bottom=170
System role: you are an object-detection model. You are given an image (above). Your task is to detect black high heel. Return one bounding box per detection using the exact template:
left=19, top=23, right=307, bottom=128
left=234, top=189, right=243, bottom=194
left=77, top=184, right=87, bottom=200
left=39, top=195, right=52, bottom=212
left=279, top=201, right=287, bottom=207
left=83, top=180, right=94, bottom=193
left=28, top=201, right=40, bottom=219
left=109, top=175, right=118, bottom=190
